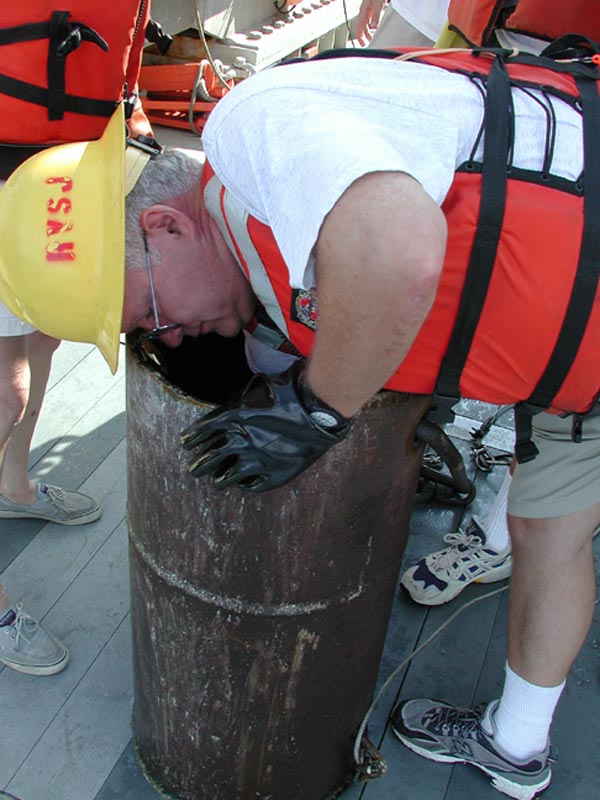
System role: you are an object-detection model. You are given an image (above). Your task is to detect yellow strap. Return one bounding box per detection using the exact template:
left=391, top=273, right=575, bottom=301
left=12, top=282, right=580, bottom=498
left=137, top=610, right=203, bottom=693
left=435, top=22, right=470, bottom=49
left=124, top=146, right=152, bottom=195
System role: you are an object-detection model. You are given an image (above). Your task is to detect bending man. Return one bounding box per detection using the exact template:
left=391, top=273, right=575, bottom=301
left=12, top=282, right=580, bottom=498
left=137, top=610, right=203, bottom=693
left=1, top=43, right=599, bottom=798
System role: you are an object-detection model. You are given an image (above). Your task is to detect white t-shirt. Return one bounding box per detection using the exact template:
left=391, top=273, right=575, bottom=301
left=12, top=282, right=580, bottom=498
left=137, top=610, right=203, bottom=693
left=391, top=0, right=450, bottom=42
left=203, top=56, right=583, bottom=293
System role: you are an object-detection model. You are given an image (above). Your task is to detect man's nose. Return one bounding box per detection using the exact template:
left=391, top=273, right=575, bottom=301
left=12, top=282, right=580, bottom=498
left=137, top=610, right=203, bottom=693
left=160, top=328, right=185, bottom=348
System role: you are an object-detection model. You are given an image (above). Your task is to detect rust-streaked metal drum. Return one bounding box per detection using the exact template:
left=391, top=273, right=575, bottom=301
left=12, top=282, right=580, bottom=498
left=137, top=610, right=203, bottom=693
left=126, top=335, right=430, bottom=800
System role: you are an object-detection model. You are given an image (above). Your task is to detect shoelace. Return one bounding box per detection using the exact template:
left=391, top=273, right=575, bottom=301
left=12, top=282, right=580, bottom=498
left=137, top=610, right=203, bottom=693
left=8, top=604, right=38, bottom=649
left=430, top=530, right=498, bottom=577
left=423, top=703, right=483, bottom=739
left=424, top=704, right=559, bottom=765
left=44, top=485, right=72, bottom=511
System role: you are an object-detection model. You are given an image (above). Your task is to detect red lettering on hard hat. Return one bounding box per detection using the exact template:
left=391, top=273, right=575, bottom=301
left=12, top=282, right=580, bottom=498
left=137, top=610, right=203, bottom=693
left=45, top=176, right=73, bottom=193
left=46, top=219, right=73, bottom=236
left=46, top=242, right=75, bottom=262
left=45, top=177, right=76, bottom=261
left=47, top=197, right=72, bottom=215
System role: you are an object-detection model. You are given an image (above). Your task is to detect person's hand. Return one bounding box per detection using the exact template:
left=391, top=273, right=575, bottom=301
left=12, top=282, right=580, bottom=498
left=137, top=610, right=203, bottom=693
left=180, top=361, right=352, bottom=492
left=355, top=0, right=387, bottom=46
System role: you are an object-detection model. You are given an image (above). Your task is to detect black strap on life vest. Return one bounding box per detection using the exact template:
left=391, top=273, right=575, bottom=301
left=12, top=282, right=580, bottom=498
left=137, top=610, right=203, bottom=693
left=0, top=11, right=110, bottom=121
left=513, top=72, right=600, bottom=462
left=431, top=55, right=512, bottom=423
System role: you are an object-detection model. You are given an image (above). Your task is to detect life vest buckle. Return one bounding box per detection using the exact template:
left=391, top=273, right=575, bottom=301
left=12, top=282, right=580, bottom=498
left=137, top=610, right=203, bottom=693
left=56, top=27, right=82, bottom=58
left=571, top=414, right=584, bottom=443
left=428, top=392, right=458, bottom=425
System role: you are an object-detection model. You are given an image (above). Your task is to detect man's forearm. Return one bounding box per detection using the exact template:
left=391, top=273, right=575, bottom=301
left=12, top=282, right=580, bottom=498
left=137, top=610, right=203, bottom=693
left=305, top=171, right=447, bottom=418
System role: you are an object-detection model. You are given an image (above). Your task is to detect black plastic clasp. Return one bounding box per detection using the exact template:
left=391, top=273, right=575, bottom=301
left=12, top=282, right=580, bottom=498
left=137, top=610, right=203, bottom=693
left=571, top=413, right=584, bottom=444
left=427, top=393, right=458, bottom=426
left=126, top=134, right=163, bottom=158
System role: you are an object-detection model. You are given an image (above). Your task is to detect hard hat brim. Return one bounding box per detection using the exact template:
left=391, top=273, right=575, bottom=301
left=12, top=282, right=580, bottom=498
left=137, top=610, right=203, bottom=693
left=0, top=106, right=125, bottom=373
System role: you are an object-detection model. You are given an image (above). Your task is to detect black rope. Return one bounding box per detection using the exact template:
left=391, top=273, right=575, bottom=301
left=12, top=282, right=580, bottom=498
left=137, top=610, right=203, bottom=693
left=516, top=86, right=558, bottom=178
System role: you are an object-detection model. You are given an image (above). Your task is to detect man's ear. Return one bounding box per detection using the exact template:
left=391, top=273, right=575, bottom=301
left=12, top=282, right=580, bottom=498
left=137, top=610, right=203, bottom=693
left=141, top=205, right=194, bottom=238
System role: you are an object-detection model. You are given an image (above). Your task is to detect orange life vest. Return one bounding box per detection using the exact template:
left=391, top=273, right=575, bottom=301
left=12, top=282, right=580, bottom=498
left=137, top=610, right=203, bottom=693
left=202, top=48, right=600, bottom=422
left=447, top=0, right=600, bottom=46
left=0, top=2, right=152, bottom=144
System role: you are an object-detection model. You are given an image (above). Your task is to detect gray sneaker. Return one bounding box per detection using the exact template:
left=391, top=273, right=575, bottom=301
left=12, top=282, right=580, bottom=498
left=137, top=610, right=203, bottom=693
left=391, top=699, right=554, bottom=800
left=400, top=517, right=512, bottom=606
left=0, top=483, right=102, bottom=525
left=0, top=605, right=69, bottom=676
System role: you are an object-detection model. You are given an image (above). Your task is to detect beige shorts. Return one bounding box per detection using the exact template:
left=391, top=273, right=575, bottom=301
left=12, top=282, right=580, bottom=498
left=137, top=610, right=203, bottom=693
left=508, top=409, right=600, bottom=519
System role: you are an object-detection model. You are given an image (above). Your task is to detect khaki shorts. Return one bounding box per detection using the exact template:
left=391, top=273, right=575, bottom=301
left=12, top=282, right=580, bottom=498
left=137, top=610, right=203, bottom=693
left=508, top=409, right=600, bottom=519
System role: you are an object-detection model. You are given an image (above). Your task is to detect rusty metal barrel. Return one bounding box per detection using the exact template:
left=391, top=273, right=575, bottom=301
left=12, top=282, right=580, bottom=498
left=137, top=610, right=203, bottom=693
left=126, top=334, right=430, bottom=800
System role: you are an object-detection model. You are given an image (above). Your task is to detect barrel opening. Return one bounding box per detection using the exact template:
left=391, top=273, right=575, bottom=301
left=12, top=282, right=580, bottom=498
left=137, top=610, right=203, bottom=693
left=128, top=331, right=253, bottom=405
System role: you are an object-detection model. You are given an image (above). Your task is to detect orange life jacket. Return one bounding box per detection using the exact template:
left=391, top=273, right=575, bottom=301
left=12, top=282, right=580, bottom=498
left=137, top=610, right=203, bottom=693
left=202, top=48, right=600, bottom=428
left=447, top=0, right=600, bottom=46
left=0, top=2, right=152, bottom=144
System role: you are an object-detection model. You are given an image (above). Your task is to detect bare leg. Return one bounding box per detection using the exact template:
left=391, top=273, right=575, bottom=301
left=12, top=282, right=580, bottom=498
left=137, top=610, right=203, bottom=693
left=0, top=334, right=57, bottom=619
left=0, top=582, right=9, bottom=613
left=0, top=332, right=60, bottom=504
left=507, top=504, right=600, bottom=686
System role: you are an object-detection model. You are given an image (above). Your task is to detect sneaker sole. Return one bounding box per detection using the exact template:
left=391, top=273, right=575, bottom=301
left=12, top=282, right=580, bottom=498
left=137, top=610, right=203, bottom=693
left=392, top=725, right=551, bottom=800
left=0, top=506, right=102, bottom=525
left=400, top=559, right=512, bottom=606
left=0, top=648, right=69, bottom=676
left=476, top=560, right=513, bottom=584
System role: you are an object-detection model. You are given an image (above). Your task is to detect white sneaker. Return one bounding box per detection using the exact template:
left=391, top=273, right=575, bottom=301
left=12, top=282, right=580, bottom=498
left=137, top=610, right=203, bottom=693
left=401, top=517, right=512, bottom=606
left=0, top=605, right=69, bottom=676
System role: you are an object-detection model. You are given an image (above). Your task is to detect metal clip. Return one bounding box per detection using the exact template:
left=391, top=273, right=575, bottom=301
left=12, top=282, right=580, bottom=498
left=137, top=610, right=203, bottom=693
left=422, top=450, right=443, bottom=471
left=354, top=736, right=387, bottom=783
left=470, top=444, right=512, bottom=472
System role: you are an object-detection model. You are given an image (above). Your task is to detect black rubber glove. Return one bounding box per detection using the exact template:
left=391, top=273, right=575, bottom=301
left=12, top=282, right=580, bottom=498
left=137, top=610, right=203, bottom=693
left=180, top=360, right=352, bottom=492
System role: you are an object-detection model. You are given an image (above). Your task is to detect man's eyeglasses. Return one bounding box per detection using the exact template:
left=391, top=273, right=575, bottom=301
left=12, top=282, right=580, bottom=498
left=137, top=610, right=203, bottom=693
left=137, top=232, right=182, bottom=342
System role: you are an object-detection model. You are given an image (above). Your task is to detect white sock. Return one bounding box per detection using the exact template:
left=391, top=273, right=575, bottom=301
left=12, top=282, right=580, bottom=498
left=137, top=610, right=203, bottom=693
left=492, top=663, right=565, bottom=760
left=481, top=470, right=512, bottom=552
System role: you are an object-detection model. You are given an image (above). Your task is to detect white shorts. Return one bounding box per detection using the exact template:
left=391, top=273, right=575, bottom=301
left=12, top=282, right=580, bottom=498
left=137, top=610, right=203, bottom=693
left=0, top=175, right=35, bottom=337
left=369, top=6, right=437, bottom=48
left=0, top=297, right=36, bottom=336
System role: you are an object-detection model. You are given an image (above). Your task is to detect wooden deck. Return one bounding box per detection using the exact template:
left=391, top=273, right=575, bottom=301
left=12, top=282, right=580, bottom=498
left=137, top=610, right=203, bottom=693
left=1, top=128, right=599, bottom=800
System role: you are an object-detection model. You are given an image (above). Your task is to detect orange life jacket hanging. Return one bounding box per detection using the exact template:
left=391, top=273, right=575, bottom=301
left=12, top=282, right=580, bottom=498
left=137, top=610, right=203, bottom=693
left=0, top=1, right=152, bottom=144
left=202, top=46, right=600, bottom=456
left=447, top=0, right=600, bottom=46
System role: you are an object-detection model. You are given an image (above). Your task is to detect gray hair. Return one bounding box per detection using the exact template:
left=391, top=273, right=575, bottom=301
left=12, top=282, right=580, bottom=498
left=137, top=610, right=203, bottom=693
left=125, top=148, right=204, bottom=271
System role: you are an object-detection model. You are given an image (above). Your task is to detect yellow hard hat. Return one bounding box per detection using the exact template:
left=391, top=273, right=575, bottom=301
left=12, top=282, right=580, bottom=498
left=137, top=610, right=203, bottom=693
left=0, top=105, right=131, bottom=373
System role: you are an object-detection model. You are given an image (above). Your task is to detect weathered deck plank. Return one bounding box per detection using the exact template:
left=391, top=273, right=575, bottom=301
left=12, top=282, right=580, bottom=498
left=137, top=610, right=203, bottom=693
left=0, top=445, right=128, bottom=782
